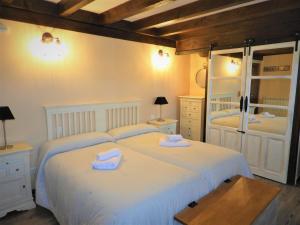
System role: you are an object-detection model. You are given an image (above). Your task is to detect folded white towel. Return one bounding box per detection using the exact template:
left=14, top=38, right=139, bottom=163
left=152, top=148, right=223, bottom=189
left=261, top=112, right=275, bottom=118
left=160, top=138, right=191, bottom=147
left=92, top=155, right=122, bottom=170
left=166, top=134, right=183, bottom=142
left=248, top=114, right=261, bottom=124
left=97, top=148, right=121, bottom=161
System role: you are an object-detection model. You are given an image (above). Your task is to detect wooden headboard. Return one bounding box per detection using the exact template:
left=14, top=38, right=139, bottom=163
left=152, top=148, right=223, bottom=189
left=45, top=100, right=140, bottom=140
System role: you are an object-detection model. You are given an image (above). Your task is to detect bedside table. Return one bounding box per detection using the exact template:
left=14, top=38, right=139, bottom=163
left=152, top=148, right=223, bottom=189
left=148, top=119, right=178, bottom=134
left=0, top=143, right=36, bottom=218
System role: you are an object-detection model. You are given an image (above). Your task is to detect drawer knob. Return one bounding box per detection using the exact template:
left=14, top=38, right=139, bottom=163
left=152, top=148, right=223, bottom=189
left=16, top=168, right=19, bottom=172
left=22, top=185, right=26, bottom=189
left=5, top=162, right=9, bottom=165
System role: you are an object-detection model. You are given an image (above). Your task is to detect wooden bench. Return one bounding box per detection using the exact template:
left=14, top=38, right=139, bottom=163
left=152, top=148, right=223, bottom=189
left=175, top=176, right=281, bottom=225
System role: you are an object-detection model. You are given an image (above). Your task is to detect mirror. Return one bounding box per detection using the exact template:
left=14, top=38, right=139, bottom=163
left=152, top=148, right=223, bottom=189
left=195, top=67, right=207, bottom=88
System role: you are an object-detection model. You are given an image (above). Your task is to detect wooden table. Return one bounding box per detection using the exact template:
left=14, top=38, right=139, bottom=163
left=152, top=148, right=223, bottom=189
left=175, top=176, right=281, bottom=225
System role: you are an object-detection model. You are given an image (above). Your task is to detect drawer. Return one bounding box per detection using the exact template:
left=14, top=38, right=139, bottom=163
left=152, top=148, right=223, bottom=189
left=0, top=177, right=29, bottom=207
left=0, top=156, right=25, bottom=182
left=181, top=105, right=201, bottom=113
left=2, top=154, right=25, bottom=165
left=180, top=126, right=201, bottom=141
left=181, top=119, right=201, bottom=128
left=181, top=111, right=201, bottom=120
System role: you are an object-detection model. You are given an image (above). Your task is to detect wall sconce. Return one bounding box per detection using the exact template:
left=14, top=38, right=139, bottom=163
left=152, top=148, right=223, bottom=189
left=29, top=31, right=67, bottom=61
left=227, top=59, right=240, bottom=74
left=152, top=49, right=170, bottom=69
left=158, top=49, right=169, bottom=58
left=42, top=32, right=61, bottom=45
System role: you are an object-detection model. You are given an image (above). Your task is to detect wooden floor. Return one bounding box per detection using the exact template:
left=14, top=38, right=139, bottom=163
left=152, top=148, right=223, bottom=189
left=0, top=177, right=299, bottom=225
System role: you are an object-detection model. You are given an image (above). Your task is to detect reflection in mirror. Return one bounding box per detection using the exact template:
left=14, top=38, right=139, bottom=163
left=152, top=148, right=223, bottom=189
left=210, top=103, right=240, bottom=129
left=252, top=48, right=294, bottom=76
left=250, top=79, right=290, bottom=110
left=212, top=53, right=243, bottom=77
left=246, top=107, right=288, bottom=135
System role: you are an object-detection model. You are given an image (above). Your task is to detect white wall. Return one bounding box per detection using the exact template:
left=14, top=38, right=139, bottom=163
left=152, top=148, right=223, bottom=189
left=0, top=19, right=190, bottom=178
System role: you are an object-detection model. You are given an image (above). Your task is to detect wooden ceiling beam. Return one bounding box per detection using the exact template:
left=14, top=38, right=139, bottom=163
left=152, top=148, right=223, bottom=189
left=0, top=1, right=175, bottom=47
left=158, top=0, right=300, bottom=38
left=132, top=0, right=254, bottom=31
left=98, top=0, right=170, bottom=25
left=58, top=0, right=95, bottom=16
left=176, top=9, right=300, bottom=54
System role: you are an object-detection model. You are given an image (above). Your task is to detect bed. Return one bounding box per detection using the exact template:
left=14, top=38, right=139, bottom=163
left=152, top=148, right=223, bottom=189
left=112, top=126, right=252, bottom=189
left=211, top=114, right=288, bottom=135
left=36, top=100, right=252, bottom=225
left=36, top=132, right=212, bottom=225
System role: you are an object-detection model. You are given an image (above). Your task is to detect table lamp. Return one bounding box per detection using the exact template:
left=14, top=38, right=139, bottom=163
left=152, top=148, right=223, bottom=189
left=154, top=97, right=168, bottom=121
left=0, top=106, right=15, bottom=150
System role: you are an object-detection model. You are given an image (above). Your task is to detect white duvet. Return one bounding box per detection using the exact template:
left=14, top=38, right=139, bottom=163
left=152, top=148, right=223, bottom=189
left=117, top=132, right=253, bottom=189
left=36, top=141, right=211, bottom=225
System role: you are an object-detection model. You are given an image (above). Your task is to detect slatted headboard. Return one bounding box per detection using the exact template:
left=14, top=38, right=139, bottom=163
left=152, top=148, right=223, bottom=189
left=45, top=100, right=140, bottom=140
left=211, top=93, right=239, bottom=112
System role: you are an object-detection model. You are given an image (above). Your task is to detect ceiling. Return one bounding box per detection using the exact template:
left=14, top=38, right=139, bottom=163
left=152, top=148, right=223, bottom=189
left=1, top=0, right=300, bottom=55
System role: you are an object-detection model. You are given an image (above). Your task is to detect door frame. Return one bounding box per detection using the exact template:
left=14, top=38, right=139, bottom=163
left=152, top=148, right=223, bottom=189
left=288, top=41, right=300, bottom=184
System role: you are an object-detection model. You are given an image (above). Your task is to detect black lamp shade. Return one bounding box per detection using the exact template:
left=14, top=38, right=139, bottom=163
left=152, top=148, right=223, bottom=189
left=154, top=97, right=168, bottom=105
left=0, top=106, right=15, bottom=121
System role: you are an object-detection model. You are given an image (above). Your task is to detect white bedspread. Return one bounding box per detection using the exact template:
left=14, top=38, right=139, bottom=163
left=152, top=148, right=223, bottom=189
left=117, top=132, right=252, bottom=189
left=36, top=142, right=211, bottom=225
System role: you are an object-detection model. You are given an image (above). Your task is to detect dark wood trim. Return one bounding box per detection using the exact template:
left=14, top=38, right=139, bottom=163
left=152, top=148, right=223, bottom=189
left=157, top=0, right=300, bottom=37
left=287, top=45, right=300, bottom=185
left=0, top=4, right=175, bottom=47
left=58, top=0, right=95, bottom=16
left=98, top=0, right=169, bottom=25
left=175, top=10, right=300, bottom=54
left=203, top=61, right=208, bottom=142
left=132, top=0, right=253, bottom=31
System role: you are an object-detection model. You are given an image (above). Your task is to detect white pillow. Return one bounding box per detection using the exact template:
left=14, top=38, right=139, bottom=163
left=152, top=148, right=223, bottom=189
left=108, top=123, right=159, bottom=140
left=38, top=132, right=114, bottom=167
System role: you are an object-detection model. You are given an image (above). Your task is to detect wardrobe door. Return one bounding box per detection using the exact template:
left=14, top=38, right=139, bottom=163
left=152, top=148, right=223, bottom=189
left=206, top=48, right=247, bottom=152
left=242, top=42, right=299, bottom=183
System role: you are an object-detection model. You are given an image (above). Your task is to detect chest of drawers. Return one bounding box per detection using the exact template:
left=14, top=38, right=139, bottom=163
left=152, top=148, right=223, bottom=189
left=0, top=143, right=36, bottom=218
left=179, top=96, right=205, bottom=141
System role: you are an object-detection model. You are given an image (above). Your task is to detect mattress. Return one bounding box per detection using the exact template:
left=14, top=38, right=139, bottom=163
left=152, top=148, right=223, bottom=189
left=36, top=142, right=211, bottom=225
left=117, top=132, right=252, bottom=189
left=211, top=114, right=288, bottom=135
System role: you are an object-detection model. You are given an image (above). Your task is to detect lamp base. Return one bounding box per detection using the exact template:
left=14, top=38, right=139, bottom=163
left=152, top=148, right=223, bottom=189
left=156, top=118, right=165, bottom=122
left=0, top=145, right=13, bottom=150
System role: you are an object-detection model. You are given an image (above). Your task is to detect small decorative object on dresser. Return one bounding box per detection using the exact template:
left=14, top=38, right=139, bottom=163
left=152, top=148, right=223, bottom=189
left=179, top=96, right=205, bottom=141
left=154, top=96, right=168, bottom=121
left=0, top=143, right=36, bottom=218
left=148, top=119, right=177, bottom=134
left=0, top=106, right=15, bottom=150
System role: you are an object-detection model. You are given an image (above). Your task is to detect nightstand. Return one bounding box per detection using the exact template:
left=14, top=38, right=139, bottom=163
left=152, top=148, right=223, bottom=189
left=148, top=119, right=178, bottom=134
left=0, top=143, right=36, bottom=218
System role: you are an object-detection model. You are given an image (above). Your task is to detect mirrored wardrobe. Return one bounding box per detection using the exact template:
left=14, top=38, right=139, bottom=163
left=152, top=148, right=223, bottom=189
left=206, top=42, right=300, bottom=183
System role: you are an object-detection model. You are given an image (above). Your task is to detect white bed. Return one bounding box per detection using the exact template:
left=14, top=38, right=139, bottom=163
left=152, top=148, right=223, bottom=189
left=114, top=130, right=252, bottom=189
left=36, top=101, right=252, bottom=225
left=211, top=114, right=288, bottom=135
left=36, top=133, right=211, bottom=225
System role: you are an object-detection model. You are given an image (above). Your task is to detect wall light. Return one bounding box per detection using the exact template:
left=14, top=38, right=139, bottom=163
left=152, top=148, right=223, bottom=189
left=152, top=49, right=170, bottom=69
left=227, top=59, right=240, bottom=75
left=29, top=32, right=68, bottom=62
